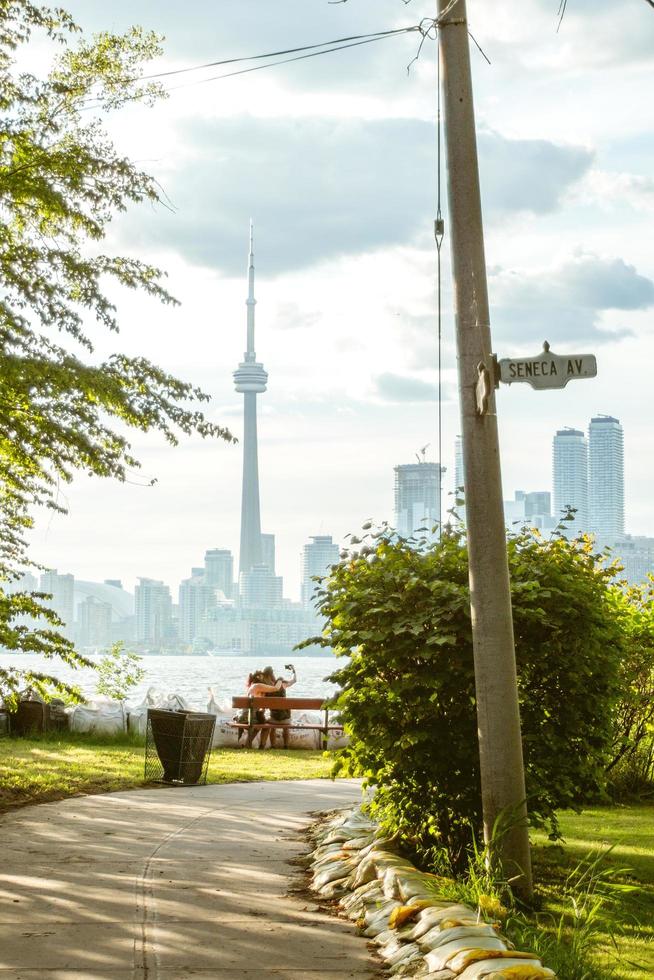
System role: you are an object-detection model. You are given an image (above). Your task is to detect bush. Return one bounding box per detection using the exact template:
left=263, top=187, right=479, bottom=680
left=313, top=525, right=625, bottom=872
left=606, top=577, right=654, bottom=799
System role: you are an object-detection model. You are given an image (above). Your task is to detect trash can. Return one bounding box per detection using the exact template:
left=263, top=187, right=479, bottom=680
left=11, top=699, right=49, bottom=735
left=145, top=709, right=216, bottom=785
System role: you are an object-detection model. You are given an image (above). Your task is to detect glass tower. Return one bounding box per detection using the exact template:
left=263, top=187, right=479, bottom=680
left=552, top=428, right=588, bottom=536
left=589, top=415, right=624, bottom=540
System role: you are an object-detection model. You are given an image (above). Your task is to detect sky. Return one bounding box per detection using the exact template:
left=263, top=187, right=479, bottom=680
left=26, top=0, right=654, bottom=601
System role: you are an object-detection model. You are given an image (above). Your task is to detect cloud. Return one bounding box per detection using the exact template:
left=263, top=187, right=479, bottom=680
left=490, top=253, right=654, bottom=347
left=271, top=302, right=322, bottom=331
left=582, top=170, right=654, bottom=213
left=478, top=131, right=592, bottom=214
left=374, top=372, right=439, bottom=403
left=116, top=118, right=593, bottom=275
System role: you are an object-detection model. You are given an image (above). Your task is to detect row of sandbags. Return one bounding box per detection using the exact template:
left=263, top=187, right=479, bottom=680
left=308, top=808, right=556, bottom=980
left=67, top=690, right=191, bottom=736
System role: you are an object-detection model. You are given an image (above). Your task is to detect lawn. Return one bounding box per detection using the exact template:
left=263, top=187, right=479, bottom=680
left=0, top=731, right=334, bottom=813
left=530, top=804, right=654, bottom=979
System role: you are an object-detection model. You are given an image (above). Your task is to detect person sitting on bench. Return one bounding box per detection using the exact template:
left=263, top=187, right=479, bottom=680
left=240, top=669, right=281, bottom=748
left=261, top=664, right=297, bottom=749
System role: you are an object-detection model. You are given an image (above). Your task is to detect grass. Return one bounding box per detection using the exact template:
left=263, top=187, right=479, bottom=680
left=528, top=805, right=654, bottom=980
left=0, top=731, right=335, bottom=813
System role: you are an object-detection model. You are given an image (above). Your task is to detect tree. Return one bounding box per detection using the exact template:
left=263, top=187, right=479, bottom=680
left=95, top=643, right=145, bottom=703
left=0, top=2, right=233, bottom=706
left=311, top=525, right=625, bottom=874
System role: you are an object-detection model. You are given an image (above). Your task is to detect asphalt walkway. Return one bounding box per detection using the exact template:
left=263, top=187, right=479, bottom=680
left=0, top=779, right=378, bottom=979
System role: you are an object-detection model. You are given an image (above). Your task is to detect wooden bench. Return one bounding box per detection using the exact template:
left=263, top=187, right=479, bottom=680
left=230, top=696, right=343, bottom=749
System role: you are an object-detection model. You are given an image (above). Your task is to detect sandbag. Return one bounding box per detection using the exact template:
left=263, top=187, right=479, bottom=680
left=69, top=697, right=126, bottom=735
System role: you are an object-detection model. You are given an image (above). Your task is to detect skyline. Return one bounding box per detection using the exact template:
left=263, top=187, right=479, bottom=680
left=23, top=0, right=654, bottom=600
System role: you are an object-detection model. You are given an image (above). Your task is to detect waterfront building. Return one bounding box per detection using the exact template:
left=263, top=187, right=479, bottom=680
left=239, top=563, right=283, bottom=609
left=394, top=461, right=445, bottom=539
left=301, top=535, right=340, bottom=609
left=178, top=574, right=218, bottom=645
left=553, top=428, right=588, bottom=536
left=204, top=549, right=234, bottom=599
left=77, top=595, right=112, bottom=649
left=234, top=223, right=268, bottom=578
left=40, top=569, right=75, bottom=639
left=503, top=491, right=555, bottom=533
left=589, top=415, right=624, bottom=539
left=610, top=535, right=654, bottom=586
left=200, top=603, right=321, bottom=656
left=261, top=533, right=276, bottom=574
left=135, top=578, right=173, bottom=646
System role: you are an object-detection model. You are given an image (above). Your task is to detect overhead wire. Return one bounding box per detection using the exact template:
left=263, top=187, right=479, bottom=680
left=139, top=27, right=418, bottom=82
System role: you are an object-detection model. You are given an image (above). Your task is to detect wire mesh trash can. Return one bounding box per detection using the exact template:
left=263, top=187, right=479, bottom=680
left=145, top=709, right=216, bottom=785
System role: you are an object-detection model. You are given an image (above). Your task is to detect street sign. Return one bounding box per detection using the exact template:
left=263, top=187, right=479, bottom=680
left=497, top=341, right=597, bottom=391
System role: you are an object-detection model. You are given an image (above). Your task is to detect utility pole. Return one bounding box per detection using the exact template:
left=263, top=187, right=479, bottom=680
left=437, top=0, right=533, bottom=897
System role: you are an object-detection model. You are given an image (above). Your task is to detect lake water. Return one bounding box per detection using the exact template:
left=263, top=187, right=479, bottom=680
left=4, top=653, right=342, bottom=710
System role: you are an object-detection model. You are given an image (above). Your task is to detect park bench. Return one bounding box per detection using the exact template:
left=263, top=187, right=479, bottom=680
left=230, top=696, right=343, bottom=748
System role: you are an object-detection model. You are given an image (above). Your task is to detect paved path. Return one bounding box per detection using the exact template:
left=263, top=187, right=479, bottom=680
left=0, top=779, right=378, bottom=979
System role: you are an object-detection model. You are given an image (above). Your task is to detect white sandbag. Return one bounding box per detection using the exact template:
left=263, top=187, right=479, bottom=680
left=164, top=692, right=190, bottom=711
left=126, top=687, right=167, bottom=735
left=326, top=728, right=349, bottom=749
left=212, top=717, right=242, bottom=747
left=287, top=725, right=321, bottom=749
left=425, top=936, right=508, bottom=973
left=70, top=697, right=126, bottom=735
left=207, top=687, right=232, bottom=716
left=456, top=960, right=554, bottom=980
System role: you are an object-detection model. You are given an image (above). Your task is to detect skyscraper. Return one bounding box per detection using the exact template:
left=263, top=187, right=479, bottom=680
left=234, top=223, right=268, bottom=578
left=394, top=462, right=446, bottom=539
left=40, top=569, right=75, bottom=639
left=178, top=574, right=218, bottom=645
left=589, top=415, right=624, bottom=539
left=135, top=578, right=172, bottom=645
left=261, top=533, right=276, bottom=574
left=204, top=549, right=234, bottom=598
left=301, top=535, right=340, bottom=609
left=552, top=428, right=588, bottom=535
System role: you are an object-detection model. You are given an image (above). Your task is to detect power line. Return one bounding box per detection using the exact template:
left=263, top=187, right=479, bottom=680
left=163, top=31, right=418, bottom=93
left=140, top=26, right=420, bottom=84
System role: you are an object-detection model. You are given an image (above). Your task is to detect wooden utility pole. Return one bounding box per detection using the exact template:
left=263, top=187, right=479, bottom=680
left=437, top=0, right=533, bottom=897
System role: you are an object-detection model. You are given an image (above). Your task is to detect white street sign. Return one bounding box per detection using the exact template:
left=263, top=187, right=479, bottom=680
left=498, top=341, right=597, bottom=391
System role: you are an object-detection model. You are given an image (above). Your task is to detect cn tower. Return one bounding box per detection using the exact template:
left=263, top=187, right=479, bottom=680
left=233, top=222, right=268, bottom=577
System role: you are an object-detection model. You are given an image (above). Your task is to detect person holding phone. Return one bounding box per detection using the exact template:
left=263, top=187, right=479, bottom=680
left=261, top=664, right=296, bottom=749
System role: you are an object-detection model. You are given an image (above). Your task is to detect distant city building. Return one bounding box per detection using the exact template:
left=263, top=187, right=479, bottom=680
left=525, top=491, right=551, bottom=520
left=200, top=604, right=321, bottom=655
left=609, top=535, right=654, bottom=586
left=394, top=461, right=446, bottom=539
left=135, top=578, right=173, bottom=646
left=553, top=428, right=588, bottom=536
left=301, top=535, right=340, bottom=609
left=261, top=533, right=276, bottom=574
left=204, top=549, right=234, bottom=599
left=454, top=434, right=466, bottom=524
left=239, top=564, right=283, bottom=609
left=40, top=569, right=75, bottom=639
left=589, top=415, right=624, bottom=539
left=77, top=595, right=112, bottom=649
left=178, top=575, right=218, bottom=645
left=104, top=579, right=123, bottom=590
left=503, top=491, right=555, bottom=533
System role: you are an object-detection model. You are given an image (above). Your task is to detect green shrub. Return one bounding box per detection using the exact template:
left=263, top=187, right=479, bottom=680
left=606, top=578, right=654, bottom=799
left=313, top=525, right=625, bottom=872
